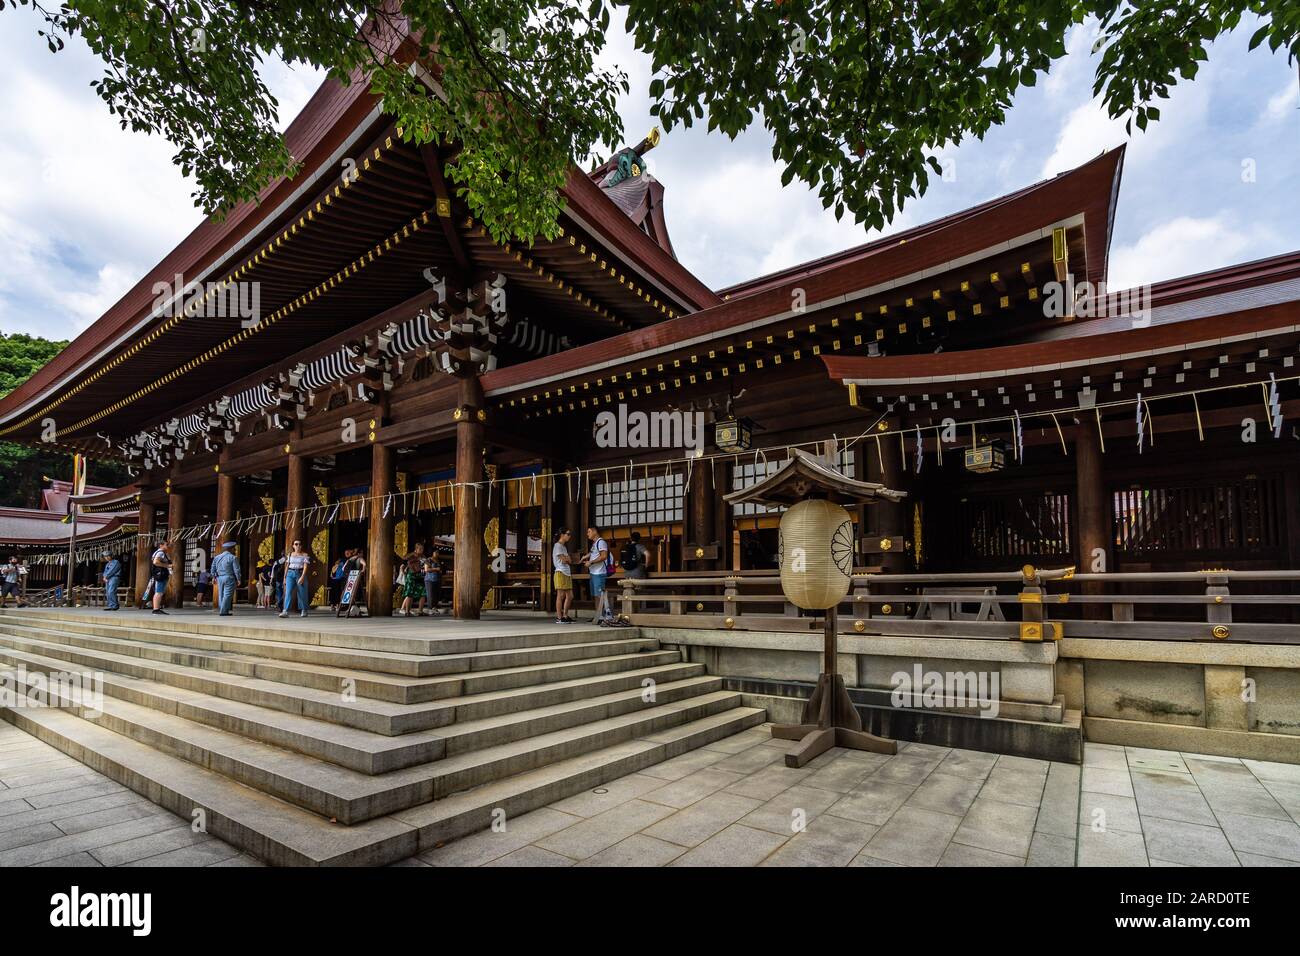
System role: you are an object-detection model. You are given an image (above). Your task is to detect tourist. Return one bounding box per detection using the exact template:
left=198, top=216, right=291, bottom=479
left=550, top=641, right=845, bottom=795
left=2, top=556, right=28, bottom=608
left=279, top=540, right=312, bottom=618
left=621, top=531, right=650, bottom=580
left=101, top=551, right=122, bottom=611
left=552, top=528, right=574, bottom=624
left=150, top=541, right=174, bottom=614
left=420, top=554, right=442, bottom=616
left=580, top=526, right=615, bottom=625
left=194, top=565, right=212, bottom=608
left=397, top=557, right=423, bottom=616
left=210, top=541, right=241, bottom=616
left=329, top=552, right=348, bottom=609
left=271, top=551, right=287, bottom=608
left=344, top=548, right=367, bottom=612
left=255, top=563, right=272, bottom=608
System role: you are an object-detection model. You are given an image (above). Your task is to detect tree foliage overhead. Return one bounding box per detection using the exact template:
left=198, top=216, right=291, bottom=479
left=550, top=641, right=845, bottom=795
left=5, top=0, right=1297, bottom=239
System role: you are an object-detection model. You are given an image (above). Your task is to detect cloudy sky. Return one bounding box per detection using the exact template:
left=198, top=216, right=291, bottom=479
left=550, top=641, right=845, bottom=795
left=0, top=12, right=1297, bottom=342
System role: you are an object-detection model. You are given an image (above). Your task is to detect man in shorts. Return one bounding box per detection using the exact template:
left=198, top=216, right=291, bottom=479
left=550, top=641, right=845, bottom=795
left=581, top=526, right=615, bottom=625
left=150, top=541, right=174, bottom=614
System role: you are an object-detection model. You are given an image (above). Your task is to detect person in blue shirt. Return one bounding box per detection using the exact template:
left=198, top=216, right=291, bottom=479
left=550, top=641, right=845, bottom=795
left=210, top=541, right=242, bottom=617
left=101, top=552, right=122, bottom=610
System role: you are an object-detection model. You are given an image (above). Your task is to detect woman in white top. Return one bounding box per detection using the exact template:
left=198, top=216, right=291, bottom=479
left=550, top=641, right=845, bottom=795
left=279, top=539, right=313, bottom=618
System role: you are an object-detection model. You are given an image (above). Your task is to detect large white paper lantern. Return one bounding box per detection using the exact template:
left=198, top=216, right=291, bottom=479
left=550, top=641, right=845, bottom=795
left=778, top=499, right=855, bottom=610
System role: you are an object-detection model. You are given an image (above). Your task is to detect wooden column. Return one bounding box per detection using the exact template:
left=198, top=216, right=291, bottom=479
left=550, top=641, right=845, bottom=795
left=453, top=376, right=486, bottom=619
left=689, top=461, right=718, bottom=570
left=167, top=489, right=186, bottom=607
left=216, top=473, right=237, bottom=534
left=134, top=502, right=156, bottom=604
left=1075, top=421, right=1108, bottom=618
left=285, top=454, right=308, bottom=549
left=367, top=442, right=396, bottom=617
left=215, top=472, right=238, bottom=605
left=866, top=422, right=908, bottom=573
left=540, top=465, right=554, bottom=607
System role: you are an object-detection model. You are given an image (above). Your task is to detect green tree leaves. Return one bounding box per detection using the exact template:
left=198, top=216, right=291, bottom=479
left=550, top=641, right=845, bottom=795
left=5, top=1, right=1296, bottom=246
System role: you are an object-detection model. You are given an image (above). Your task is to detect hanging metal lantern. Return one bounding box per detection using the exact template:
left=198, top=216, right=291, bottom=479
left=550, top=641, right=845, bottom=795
left=778, top=499, right=856, bottom=610
left=713, top=416, right=753, bottom=453
left=964, top=440, right=1005, bottom=474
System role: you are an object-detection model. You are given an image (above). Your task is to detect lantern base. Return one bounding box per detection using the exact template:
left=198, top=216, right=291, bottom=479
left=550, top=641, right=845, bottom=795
left=770, top=674, right=897, bottom=768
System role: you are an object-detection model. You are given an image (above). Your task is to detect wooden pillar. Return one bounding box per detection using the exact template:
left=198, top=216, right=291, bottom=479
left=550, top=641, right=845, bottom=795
left=167, top=489, right=186, bottom=607
left=453, top=376, right=486, bottom=619
left=134, top=502, right=156, bottom=604
left=285, top=454, right=307, bottom=549
left=367, top=442, right=396, bottom=617
left=540, top=466, right=554, bottom=607
left=216, top=473, right=237, bottom=534
left=1075, top=421, right=1109, bottom=617
left=688, top=461, right=718, bottom=570
left=866, top=422, right=907, bottom=573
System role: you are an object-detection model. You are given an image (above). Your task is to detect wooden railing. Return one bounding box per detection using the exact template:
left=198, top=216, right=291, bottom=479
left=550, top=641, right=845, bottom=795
left=618, top=568, right=1300, bottom=645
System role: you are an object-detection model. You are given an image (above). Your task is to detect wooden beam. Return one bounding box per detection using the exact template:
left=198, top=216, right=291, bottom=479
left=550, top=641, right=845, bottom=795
left=420, top=143, right=471, bottom=274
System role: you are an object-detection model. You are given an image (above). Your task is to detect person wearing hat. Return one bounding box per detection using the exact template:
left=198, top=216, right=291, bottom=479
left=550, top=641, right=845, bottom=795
left=210, top=541, right=242, bottom=616
left=101, top=551, right=123, bottom=611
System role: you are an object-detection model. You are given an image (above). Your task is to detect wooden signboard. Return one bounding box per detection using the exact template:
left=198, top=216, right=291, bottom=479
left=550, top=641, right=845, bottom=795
left=337, top=569, right=364, bottom=617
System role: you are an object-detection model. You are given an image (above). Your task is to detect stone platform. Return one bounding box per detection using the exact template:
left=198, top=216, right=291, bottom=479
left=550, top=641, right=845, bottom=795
left=0, top=606, right=764, bottom=865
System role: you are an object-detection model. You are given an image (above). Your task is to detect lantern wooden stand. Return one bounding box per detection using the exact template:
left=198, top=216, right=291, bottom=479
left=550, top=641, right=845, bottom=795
left=769, top=605, right=896, bottom=767
left=724, top=449, right=907, bottom=769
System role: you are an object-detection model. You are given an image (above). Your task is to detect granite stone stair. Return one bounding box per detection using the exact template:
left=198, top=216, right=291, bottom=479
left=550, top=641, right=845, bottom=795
left=0, top=608, right=764, bottom=865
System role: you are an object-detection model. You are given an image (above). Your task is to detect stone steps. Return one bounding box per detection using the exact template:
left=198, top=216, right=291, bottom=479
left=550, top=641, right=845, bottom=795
left=0, top=611, right=766, bottom=864
left=0, top=631, right=669, bottom=736
left=2, top=665, right=743, bottom=824
left=0, top=609, right=615, bottom=658
left=0, top=642, right=723, bottom=774
left=0, top=690, right=764, bottom=864
left=0, top=620, right=680, bottom=704
left=0, top=611, right=649, bottom=678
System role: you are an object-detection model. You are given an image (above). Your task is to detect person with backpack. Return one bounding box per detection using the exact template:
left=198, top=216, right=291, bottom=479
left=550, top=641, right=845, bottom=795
left=580, top=525, right=616, bottom=626
left=620, top=532, right=650, bottom=581
left=149, top=541, right=174, bottom=614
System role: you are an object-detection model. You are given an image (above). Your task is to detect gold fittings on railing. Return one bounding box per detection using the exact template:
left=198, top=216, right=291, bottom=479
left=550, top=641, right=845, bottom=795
left=1212, top=625, right=1230, bottom=640
left=880, top=604, right=892, bottom=615
left=695, top=602, right=704, bottom=611
left=853, top=619, right=866, bottom=632
left=1214, top=595, right=1224, bottom=604
left=724, top=617, right=735, bottom=629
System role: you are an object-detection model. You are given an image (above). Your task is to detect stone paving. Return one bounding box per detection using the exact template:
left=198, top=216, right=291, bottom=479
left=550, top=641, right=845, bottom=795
left=0, top=722, right=261, bottom=867
left=400, top=724, right=1300, bottom=867
left=4, top=713, right=1300, bottom=867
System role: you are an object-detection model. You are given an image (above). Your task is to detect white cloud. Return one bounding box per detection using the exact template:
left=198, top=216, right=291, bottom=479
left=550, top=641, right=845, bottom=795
left=1262, top=78, right=1298, bottom=122
left=1107, top=215, right=1272, bottom=290
left=0, top=30, right=321, bottom=340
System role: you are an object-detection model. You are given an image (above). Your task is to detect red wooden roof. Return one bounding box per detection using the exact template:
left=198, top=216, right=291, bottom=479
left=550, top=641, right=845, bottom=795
left=484, top=147, right=1126, bottom=396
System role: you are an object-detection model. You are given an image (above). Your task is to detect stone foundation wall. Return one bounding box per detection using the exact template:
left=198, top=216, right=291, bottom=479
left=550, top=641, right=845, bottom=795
left=640, top=626, right=1300, bottom=765
left=1057, top=638, right=1300, bottom=763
